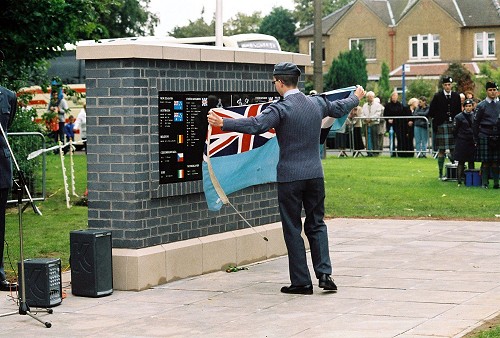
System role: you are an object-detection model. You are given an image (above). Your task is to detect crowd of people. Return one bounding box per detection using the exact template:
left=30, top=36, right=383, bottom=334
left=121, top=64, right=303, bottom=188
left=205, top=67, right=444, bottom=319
left=336, top=76, right=499, bottom=189
left=45, top=80, right=87, bottom=154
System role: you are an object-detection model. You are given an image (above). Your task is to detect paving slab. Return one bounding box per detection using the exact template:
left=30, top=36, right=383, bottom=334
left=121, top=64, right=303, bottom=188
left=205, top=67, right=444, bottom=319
left=0, top=218, right=498, bottom=337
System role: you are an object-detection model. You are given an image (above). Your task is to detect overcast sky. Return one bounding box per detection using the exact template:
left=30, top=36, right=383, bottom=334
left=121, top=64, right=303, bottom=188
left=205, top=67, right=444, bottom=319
left=149, top=0, right=295, bottom=36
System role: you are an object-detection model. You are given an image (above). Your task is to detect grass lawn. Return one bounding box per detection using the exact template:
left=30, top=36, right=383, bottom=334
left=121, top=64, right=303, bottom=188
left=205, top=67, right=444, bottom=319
left=4, top=152, right=88, bottom=276
left=323, top=155, right=499, bottom=220
left=467, top=324, right=500, bottom=338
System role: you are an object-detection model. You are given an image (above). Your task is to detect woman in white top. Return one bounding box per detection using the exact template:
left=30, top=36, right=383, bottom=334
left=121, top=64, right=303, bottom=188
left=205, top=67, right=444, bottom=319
left=73, top=103, right=87, bottom=152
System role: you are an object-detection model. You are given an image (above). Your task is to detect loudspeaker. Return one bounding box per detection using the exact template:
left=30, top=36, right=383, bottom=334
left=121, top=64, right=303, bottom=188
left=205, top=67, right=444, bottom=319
left=70, top=229, right=113, bottom=297
left=19, top=258, right=62, bottom=308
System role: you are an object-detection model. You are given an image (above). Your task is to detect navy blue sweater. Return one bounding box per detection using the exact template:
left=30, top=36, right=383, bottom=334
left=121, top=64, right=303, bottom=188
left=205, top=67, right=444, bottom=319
left=473, top=99, right=500, bottom=138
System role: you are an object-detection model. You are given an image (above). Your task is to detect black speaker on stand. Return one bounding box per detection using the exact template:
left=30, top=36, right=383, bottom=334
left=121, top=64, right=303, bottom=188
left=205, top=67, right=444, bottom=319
left=18, top=258, right=62, bottom=308
left=70, top=229, right=113, bottom=297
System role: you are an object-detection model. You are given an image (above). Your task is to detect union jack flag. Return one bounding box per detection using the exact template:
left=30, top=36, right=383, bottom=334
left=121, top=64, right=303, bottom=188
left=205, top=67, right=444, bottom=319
left=202, top=86, right=356, bottom=211
left=204, top=102, right=276, bottom=160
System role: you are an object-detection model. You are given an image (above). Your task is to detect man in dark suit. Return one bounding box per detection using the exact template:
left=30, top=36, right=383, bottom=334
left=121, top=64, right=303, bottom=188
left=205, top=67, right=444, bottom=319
left=429, top=76, right=462, bottom=179
left=0, top=49, right=18, bottom=291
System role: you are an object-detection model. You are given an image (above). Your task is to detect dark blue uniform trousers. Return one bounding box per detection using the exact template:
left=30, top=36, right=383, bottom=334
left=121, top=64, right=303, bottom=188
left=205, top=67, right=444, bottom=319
left=278, top=177, right=332, bottom=286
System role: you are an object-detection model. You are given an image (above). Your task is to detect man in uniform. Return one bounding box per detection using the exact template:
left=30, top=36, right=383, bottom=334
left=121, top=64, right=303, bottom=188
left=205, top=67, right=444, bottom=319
left=0, top=49, right=18, bottom=291
left=473, top=81, right=500, bottom=188
left=429, top=76, right=462, bottom=179
left=208, top=62, right=365, bottom=294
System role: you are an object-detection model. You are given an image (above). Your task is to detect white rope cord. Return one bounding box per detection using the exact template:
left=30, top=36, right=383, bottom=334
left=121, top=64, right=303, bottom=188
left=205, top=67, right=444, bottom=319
left=205, top=125, right=229, bottom=205
left=206, top=124, right=268, bottom=241
left=69, top=138, right=79, bottom=197
left=58, top=141, right=71, bottom=208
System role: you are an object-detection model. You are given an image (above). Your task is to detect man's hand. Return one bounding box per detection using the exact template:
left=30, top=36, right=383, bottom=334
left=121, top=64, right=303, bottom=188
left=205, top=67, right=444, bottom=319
left=207, top=110, right=223, bottom=128
left=354, top=85, right=366, bottom=100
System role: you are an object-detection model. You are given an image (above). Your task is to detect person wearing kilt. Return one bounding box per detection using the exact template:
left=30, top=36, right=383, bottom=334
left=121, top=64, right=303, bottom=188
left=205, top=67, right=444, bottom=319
left=429, top=76, right=462, bottom=179
left=473, top=81, right=500, bottom=189
left=453, top=99, right=476, bottom=185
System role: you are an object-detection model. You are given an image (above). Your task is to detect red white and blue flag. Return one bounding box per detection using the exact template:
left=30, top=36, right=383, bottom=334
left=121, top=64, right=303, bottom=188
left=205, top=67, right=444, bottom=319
left=203, top=103, right=276, bottom=160
left=202, top=86, right=355, bottom=211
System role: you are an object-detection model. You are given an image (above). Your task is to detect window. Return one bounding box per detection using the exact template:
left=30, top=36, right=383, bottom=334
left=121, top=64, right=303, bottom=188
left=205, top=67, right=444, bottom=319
left=349, top=38, right=376, bottom=60
left=409, top=34, right=440, bottom=60
left=309, top=41, right=325, bottom=63
left=475, top=32, right=495, bottom=58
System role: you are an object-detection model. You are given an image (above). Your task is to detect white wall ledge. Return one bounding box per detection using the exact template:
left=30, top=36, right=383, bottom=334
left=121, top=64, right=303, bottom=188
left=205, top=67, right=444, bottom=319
left=76, top=41, right=310, bottom=66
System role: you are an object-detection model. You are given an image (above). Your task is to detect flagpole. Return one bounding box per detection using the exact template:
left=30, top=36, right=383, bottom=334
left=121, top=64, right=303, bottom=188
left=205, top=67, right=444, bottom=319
left=215, top=0, right=223, bottom=47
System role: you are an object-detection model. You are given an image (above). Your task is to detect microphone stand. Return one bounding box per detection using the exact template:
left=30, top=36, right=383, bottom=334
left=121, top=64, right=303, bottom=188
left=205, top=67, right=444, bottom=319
left=0, top=123, right=41, bottom=216
left=0, top=123, right=52, bottom=327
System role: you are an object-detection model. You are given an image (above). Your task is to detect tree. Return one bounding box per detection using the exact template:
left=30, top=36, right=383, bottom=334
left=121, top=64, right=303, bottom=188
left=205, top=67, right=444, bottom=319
left=259, top=7, right=298, bottom=52
left=88, top=0, right=159, bottom=39
left=224, top=12, right=262, bottom=35
left=0, top=0, right=159, bottom=90
left=293, top=0, right=350, bottom=28
left=378, top=61, right=392, bottom=104
left=170, top=18, right=215, bottom=38
left=169, top=8, right=215, bottom=38
left=324, top=45, right=367, bottom=91
left=477, top=62, right=500, bottom=98
left=406, top=78, right=435, bottom=102
left=444, top=63, right=475, bottom=94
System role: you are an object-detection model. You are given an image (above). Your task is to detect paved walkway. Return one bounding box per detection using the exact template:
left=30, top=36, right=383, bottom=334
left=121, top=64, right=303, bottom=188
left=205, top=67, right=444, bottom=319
left=1, top=218, right=499, bottom=337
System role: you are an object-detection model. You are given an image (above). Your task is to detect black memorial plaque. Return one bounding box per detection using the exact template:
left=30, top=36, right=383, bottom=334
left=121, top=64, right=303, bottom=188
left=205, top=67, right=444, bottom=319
left=159, top=92, right=279, bottom=184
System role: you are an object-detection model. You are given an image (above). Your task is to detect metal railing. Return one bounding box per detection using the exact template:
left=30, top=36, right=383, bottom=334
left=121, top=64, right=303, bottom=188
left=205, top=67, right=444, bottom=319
left=330, top=115, right=433, bottom=157
left=6, top=132, right=46, bottom=204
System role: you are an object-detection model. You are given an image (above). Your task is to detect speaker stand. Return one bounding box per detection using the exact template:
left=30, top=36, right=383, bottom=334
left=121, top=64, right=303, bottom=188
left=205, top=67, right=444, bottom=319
left=0, top=124, right=52, bottom=327
left=0, top=181, right=52, bottom=327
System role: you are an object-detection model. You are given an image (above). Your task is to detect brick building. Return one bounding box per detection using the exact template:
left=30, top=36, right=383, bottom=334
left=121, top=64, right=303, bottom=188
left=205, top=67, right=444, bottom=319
left=296, top=0, right=500, bottom=88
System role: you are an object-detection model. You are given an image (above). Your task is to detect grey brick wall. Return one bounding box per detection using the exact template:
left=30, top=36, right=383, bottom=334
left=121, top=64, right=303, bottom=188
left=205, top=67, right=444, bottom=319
left=86, top=59, right=303, bottom=249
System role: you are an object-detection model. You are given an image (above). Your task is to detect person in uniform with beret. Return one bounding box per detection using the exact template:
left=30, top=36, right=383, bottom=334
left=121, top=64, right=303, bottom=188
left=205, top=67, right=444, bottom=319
left=429, top=76, right=462, bottom=179
left=473, top=81, right=500, bottom=189
left=453, top=98, right=476, bottom=185
left=208, top=62, right=365, bottom=295
left=0, top=49, right=18, bottom=291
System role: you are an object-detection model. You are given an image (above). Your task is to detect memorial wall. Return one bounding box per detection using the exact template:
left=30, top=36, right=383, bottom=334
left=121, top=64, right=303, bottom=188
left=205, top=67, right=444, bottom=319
left=77, top=42, right=309, bottom=289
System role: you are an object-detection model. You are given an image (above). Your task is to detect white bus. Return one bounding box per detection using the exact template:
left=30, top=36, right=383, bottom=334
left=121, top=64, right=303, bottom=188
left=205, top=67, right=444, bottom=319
left=72, top=34, right=281, bottom=51
left=174, top=34, right=281, bottom=51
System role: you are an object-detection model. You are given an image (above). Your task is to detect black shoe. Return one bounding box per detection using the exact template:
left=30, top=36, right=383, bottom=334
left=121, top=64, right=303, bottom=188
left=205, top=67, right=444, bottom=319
left=280, top=284, right=313, bottom=295
left=0, top=280, right=18, bottom=292
left=318, top=274, right=337, bottom=291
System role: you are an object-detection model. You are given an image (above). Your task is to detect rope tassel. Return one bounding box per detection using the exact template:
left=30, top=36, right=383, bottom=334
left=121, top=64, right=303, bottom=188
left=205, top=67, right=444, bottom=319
left=206, top=125, right=268, bottom=241
left=58, top=141, right=71, bottom=208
